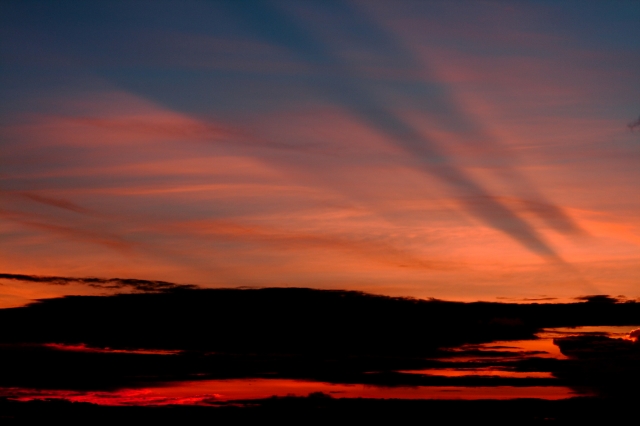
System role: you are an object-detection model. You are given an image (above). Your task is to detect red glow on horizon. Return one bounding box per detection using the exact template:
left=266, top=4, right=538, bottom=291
left=1, top=379, right=580, bottom=406
left=399, top=368, right=554, bottom=379
left=43, top=343, right=181, bottom=355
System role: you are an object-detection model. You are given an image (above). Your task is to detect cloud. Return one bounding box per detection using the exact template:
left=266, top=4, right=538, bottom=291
left=14, top=191, right=93, bottom=215
left=13, top=2, right=565, bottom=262
left=219, top=1, right=571, bottom=262
left=3, top=284, right=638, bottom=355
left=552, top=334, right=640, bottom=396
left=574, top=295, right=621, bottom=304
left=169, top=219, right=453, bottom=271
left=0, top=209, right=132, bottom=251
left=486, top=196, right=586, bottom=237
left=0, top=273, right=196, bottom=293
left=496, top=296, right=558, bottom=302
left=628, top=116, right=640, bottom=132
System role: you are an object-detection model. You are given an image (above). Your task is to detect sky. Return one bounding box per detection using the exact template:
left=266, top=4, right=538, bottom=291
left=1, top=0, right=639, bottom=307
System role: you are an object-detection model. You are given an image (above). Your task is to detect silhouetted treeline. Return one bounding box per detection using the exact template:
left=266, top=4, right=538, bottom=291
left=1, top=288, right=638, bottom=394
left=1, top=288, right=638, bottom=355
left=552, top=335, right=640, bottom=397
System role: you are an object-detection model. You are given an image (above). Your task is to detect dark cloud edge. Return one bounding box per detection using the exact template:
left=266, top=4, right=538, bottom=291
left=2, top=273, right=637, bottom=304
left=0, top=273, right=198, bottom=293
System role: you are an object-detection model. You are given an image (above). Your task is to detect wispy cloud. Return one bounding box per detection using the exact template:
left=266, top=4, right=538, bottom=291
left=0, top=273, right=195, bottom=292
left=10, top=191, right=93, bottom=215
left=0, top=209, right=132, bottom=251
left=220, top=1, right=576, bottom=262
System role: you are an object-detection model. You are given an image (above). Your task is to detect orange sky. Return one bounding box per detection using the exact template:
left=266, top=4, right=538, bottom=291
left=1, top=1, right=639, bottom=307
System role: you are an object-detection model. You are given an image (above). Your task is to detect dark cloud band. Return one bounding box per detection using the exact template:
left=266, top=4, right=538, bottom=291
left=0, top=273, right=196, bottom=292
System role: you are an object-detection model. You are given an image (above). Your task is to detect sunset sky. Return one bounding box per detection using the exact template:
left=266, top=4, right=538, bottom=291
left=1, top=0, right=639, bottom=307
